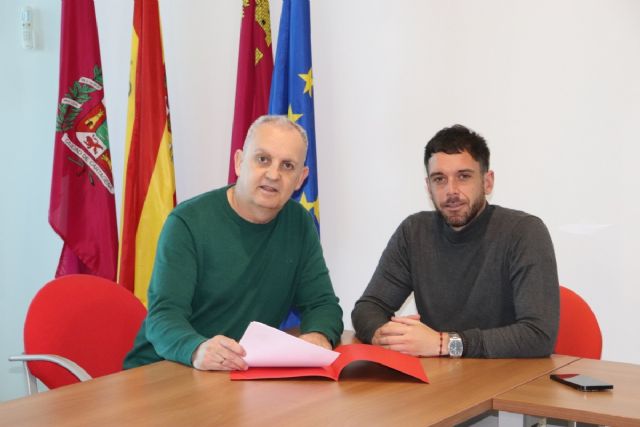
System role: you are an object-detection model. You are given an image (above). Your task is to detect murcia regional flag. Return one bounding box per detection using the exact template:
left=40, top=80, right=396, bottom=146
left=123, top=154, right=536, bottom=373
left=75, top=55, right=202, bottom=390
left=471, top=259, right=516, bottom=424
left=49, top=0, right=118, bottom=280
left=228, top=0, right=274, bottom=184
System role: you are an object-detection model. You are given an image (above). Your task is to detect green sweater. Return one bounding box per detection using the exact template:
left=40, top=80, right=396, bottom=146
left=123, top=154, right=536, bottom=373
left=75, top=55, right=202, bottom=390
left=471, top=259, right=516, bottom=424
left=124, top=186, right=343, bottom=368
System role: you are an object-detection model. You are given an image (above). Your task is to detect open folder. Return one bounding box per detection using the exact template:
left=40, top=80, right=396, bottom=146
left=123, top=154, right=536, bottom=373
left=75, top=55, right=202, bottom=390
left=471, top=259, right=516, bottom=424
left=230, top=322, right=429, bottom=382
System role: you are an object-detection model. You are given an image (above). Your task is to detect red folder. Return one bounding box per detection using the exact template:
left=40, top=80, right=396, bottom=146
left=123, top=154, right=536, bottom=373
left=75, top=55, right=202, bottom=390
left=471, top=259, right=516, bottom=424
left=230, top=343, right=429, bottom=382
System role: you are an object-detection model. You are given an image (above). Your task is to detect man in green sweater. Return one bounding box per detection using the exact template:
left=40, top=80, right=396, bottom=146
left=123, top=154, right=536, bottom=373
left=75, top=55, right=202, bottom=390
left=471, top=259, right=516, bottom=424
left=352, top=124, right=559, bottom=358
left=124, top=115, right=343, bottom=371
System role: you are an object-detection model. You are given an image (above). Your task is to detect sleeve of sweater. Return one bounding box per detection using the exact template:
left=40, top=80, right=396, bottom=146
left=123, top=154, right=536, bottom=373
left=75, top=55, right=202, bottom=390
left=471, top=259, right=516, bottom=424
left=295, top=211, right=344, bottom=346
left=461, top=216, right=560, bottom=358
left=351, top=220, right=414, bottom=343
left=144, top=213, right=209, bottom=366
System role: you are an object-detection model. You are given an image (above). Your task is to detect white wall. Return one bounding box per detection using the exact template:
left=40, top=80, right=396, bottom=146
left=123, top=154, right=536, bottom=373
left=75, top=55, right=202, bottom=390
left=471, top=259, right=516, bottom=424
left=1, top=0, right=63, bottom=402
left=2, top=0, right=639, bottom=402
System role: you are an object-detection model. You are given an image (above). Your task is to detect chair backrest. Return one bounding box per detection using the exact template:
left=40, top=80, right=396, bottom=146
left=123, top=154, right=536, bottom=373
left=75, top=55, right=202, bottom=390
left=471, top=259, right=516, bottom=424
left=23, top=274, right=147, bottom=389
left=554, top=286, right=602, bottom=359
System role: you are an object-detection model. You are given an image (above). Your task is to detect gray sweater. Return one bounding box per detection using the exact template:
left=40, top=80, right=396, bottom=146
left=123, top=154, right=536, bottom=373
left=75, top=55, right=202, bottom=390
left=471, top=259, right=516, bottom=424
left=351, top=205, right=559, bottom=358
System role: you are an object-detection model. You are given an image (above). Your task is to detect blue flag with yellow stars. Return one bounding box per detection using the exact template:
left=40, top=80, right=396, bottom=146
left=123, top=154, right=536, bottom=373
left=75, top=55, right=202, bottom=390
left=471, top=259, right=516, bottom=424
left=269, top=0, right=319, bottom=231
left=270, top=0, right=319, bottom=329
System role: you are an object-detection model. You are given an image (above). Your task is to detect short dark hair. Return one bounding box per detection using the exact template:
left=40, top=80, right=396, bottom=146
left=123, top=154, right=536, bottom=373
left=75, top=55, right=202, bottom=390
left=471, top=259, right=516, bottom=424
left=424, top=124, right=490, bottom=173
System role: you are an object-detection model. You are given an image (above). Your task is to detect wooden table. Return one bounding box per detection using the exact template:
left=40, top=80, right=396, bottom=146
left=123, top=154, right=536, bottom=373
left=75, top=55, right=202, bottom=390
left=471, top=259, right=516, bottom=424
left=0, top=349, right=576, bottom=427
left=493, top=358, right=640, bottom=427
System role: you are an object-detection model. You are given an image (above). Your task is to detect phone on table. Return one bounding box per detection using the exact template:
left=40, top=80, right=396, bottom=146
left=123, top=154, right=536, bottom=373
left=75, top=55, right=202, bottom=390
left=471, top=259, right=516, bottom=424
left=550, top=373, right=613, bottom=391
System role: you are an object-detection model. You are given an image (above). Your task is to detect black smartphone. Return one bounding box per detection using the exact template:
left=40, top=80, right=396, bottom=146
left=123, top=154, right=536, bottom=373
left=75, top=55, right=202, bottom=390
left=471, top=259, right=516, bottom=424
left=550, top=373, right=613, bottom=391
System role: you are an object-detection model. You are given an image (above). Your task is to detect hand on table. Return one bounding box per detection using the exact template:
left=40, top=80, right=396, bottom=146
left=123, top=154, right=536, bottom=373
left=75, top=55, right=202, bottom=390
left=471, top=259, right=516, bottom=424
left=192, top=335, right=248, bottom=371
left=371, top=314, right=444, bottom=357
left=299, top=332, right=332, bottom=350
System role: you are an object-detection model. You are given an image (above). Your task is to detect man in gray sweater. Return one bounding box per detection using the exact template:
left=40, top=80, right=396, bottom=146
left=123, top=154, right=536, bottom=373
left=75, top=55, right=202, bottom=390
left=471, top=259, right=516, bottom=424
left=352, top=124, right=559, bottom=358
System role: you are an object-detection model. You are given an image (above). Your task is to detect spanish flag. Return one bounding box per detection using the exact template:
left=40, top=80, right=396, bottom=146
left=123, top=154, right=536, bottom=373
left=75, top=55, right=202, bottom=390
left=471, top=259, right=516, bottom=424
left=119, top=0, right=176, bottom=305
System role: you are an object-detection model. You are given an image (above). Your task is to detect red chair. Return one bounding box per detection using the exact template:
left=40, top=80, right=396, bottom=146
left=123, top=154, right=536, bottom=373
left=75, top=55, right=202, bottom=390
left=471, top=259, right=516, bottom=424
left=9, top=274, right=147, bottom=394
left=554, top=286, right=602, bottom=359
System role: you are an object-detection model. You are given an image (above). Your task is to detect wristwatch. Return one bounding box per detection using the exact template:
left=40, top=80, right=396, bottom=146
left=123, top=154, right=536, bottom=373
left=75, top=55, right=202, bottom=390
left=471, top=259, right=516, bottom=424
left=448, top=332, right=463, bottom=358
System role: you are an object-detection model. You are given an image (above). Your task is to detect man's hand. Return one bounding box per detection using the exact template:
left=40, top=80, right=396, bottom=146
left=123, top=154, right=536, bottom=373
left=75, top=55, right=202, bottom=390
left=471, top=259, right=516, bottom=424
left=299, top=332, right=332, bottom=350
left=371, top=314, right=443, bottom=357
left=191, top=335, right=248, bottom=371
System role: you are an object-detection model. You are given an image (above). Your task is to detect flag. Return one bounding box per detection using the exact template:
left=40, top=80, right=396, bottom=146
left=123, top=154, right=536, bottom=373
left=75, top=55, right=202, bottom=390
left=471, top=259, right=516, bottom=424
left=269, top=0, right=319, bottom=229
left=270, top=0, right=319, bottom=328
left=119, top=0, right=176, bottom=305
left=49, top=0, right=118, bottom=281
left=228, top=0, right=274, bottom=184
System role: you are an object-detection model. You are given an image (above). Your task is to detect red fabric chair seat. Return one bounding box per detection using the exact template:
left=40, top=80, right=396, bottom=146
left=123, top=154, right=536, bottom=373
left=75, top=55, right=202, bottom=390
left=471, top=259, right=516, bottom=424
left=554, top=286, right=602, bottom=359
left=22, top=274, right=147, bottom=389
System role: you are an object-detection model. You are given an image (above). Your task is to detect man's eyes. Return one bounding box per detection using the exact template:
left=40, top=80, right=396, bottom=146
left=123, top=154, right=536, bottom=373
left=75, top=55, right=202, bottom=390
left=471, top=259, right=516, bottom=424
left=255, top=156, right=296, bottom=171
left=431, top=174, right=472, bottom=184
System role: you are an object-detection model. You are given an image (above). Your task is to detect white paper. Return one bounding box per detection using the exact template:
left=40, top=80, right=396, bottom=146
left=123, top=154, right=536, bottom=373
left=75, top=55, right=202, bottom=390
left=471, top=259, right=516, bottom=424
left=239, top=321, right=340, bottom=367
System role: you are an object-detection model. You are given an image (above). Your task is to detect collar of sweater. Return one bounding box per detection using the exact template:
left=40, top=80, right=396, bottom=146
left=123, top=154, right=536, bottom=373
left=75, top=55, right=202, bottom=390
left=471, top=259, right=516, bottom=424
left=438, top=204, right=495, bottom=244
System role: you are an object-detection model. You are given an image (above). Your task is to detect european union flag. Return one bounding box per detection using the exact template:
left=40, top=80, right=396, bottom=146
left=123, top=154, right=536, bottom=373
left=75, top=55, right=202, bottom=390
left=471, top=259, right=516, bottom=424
left=270, top=0, right=319, bottom=329
left=269, top=0, right=319, bottom=231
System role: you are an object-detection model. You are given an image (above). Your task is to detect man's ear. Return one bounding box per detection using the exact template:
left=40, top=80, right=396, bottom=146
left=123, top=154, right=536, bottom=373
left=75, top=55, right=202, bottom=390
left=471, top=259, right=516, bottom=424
left=295, top=166, right=310, bottom=190
left=484, top=170, right=495, bottom=195
left=234, top=149, right=244, bottom=177
left=425, top=176, right=436, bottom=206
left=424, top=176, right=431, bottom=192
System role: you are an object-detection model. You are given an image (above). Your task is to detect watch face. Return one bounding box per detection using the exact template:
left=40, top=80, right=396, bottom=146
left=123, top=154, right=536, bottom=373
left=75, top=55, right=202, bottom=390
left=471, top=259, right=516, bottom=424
left=449, top=335, right=463, bottom=357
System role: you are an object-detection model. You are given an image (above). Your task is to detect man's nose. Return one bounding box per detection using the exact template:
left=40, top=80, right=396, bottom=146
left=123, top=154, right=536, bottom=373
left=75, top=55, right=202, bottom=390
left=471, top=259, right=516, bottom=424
left=446, top=179, right=459, bottom=194
left=265, top=163, right=280, bottom=180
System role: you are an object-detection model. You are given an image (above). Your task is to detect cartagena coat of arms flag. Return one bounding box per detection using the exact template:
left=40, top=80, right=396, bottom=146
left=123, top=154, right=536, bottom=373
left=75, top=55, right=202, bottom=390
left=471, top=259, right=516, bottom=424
left=49, top=0, right=118, bottom=280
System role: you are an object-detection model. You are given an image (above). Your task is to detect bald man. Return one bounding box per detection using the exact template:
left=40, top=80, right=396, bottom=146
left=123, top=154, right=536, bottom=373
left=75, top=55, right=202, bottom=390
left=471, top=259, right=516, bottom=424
left=124, top=115, right=343, bottom=371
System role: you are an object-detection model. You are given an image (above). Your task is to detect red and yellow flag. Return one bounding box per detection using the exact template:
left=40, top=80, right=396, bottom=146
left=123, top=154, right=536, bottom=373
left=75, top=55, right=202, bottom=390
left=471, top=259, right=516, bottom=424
left=228, top=0, right=274, bottom=183
left=49, top=0, right=118, bottom=281
left=119, top=0, right=176, bottom=304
